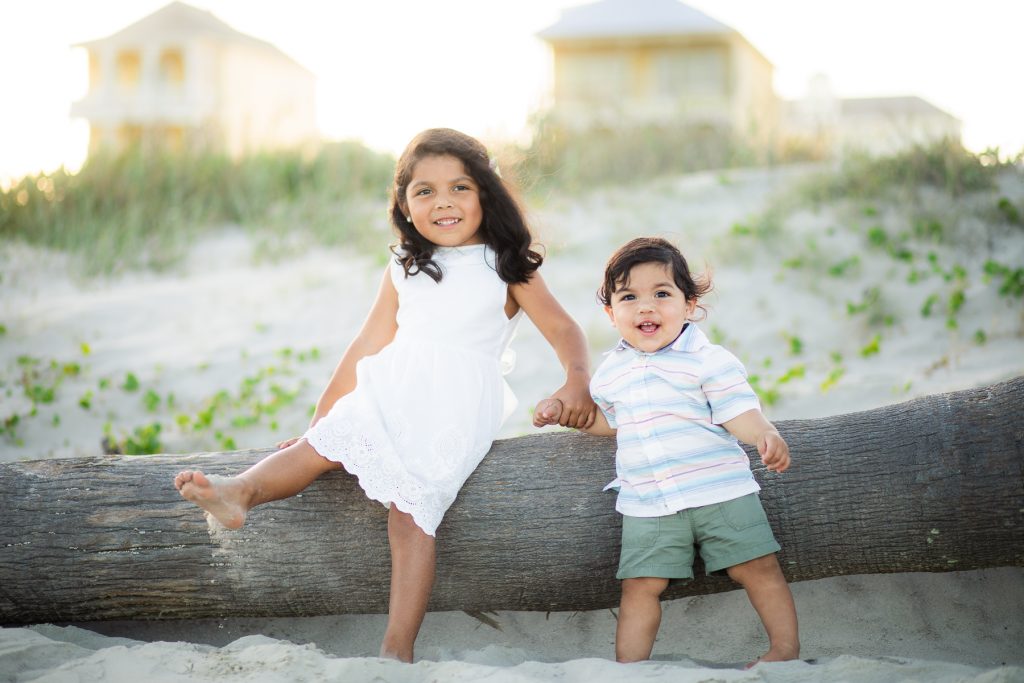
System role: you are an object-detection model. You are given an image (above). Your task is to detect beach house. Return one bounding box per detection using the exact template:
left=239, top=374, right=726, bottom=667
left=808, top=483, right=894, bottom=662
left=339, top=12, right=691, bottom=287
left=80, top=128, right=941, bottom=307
left=536, top=0, right=778, bottom=147
left=784, top=75, right=962, bottom=157
left=70, top=1, right=317, bottom=156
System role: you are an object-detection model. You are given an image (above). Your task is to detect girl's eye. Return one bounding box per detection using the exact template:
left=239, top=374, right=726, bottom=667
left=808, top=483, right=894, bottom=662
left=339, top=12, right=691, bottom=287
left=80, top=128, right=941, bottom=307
left=453, top=184, right=470, bottom=192
left=415, top=188, right=432, bottom=196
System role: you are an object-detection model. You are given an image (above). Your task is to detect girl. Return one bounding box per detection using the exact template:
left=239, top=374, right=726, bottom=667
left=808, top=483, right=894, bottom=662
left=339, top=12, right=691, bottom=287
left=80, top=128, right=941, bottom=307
left=174, top=128, right=597, bottom=662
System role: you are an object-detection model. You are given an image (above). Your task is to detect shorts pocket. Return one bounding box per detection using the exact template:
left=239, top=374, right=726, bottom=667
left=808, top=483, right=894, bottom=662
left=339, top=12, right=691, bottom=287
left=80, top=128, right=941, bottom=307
left=718, top=494, right=769, bottom=531
left=620, top=515, right=660, bottom=549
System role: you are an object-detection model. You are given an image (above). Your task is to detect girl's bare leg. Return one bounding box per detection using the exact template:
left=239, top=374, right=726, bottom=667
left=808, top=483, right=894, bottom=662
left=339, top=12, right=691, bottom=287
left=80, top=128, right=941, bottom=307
left=379, top=505, right=436, bottom=662
left=726, top=554, right=800, bottom=664
left=616, top=576, right=669, bottom=663
left=174, top=439, right=341, bottom=528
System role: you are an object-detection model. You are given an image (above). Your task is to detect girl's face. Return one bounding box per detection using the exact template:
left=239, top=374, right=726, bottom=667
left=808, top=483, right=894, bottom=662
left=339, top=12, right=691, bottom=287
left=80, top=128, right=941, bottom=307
left=404, top=154, right=484, bottom=248
left=604, top=262, right=696, bottom=353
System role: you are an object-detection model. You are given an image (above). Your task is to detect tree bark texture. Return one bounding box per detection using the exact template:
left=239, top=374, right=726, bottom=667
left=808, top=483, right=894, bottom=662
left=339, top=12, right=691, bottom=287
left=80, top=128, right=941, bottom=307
left=1, top=377, right=1021, bottom=624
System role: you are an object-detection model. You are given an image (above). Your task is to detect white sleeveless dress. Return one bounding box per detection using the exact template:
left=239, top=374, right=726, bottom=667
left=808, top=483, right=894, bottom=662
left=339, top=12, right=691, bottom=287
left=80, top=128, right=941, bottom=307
left=304, top=244, right=522, bottom=536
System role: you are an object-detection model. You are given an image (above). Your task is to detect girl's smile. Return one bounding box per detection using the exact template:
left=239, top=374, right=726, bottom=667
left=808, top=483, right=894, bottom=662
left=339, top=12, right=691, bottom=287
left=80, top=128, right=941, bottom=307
left=404, top=154, right=484, bottom=248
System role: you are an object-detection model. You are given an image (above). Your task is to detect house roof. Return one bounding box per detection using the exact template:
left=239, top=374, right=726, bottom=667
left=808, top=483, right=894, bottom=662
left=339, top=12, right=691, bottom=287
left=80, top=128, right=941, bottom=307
left=74, top=1, right=308, bottom=71
left=840, top=96, right=960, bottom=121
left=538, top=0, right=733, bottom=41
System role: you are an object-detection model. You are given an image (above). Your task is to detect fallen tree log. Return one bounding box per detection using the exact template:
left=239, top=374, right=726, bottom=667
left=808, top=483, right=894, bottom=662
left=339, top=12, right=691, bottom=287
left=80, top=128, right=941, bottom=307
left=1, top=377, right=1022, bottom=624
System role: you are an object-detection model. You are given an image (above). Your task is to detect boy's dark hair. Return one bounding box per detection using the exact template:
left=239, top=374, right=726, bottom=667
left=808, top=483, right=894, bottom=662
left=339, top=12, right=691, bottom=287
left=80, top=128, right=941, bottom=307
left=598, top=237, right=711, bottom=317
left=389, top=128, right=543, bottom=284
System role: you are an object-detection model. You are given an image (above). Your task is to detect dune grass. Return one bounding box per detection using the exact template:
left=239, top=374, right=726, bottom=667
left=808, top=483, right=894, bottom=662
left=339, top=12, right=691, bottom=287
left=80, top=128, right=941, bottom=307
left=719, top=141, right=1023, bottom=406
left=507, top=116, right=772, bottom=196
left=0, top=141, right=395, bottom=274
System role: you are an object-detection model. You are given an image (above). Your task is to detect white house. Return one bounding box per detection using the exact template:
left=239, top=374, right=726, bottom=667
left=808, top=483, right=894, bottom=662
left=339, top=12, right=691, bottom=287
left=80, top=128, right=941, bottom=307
left=71, top=1, right=317, bottom=156
left=784, top=75, right=962, bottom=156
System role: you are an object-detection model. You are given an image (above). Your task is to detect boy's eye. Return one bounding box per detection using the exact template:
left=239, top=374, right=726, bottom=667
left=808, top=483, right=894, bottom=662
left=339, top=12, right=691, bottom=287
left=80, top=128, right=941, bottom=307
left=619, top=294, right=636, bottom=302
left=655, top=291, right=670, bottom=298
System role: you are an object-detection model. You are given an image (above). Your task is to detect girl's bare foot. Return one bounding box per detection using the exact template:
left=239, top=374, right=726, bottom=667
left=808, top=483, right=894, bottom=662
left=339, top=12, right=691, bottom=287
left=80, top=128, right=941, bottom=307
left=746, top=644, right=801, bottom=668
left=174, top=470, right=250, bottom=529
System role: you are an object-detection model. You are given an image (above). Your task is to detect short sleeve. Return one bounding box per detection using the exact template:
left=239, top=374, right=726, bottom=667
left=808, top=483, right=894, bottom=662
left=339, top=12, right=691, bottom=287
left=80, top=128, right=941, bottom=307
left=592, top=392, right=618, bottom=429
left=702, top=348, right=761, bottom=425
left=589, top=373, right=618, bottom=429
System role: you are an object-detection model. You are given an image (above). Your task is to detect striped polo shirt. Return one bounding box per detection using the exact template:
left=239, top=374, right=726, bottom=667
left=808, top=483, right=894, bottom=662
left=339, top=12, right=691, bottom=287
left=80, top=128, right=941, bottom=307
left=591, top=323, right=763, bottom=517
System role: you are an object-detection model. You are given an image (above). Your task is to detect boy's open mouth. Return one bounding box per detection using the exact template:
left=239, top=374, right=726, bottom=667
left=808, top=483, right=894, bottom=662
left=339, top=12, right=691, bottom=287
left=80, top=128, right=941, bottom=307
left=638, top=321, right=659, bottom=334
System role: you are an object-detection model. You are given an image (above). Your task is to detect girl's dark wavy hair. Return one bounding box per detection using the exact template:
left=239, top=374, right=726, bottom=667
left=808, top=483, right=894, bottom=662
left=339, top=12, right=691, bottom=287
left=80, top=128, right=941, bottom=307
left=388, top=128, right=543, bottom=284
left=598, top=237, right=712, bottom=320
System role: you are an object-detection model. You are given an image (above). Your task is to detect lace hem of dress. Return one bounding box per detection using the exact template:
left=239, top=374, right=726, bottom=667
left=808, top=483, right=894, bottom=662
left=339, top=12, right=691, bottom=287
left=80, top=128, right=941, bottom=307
left=304, top=404, right=471, bottom=537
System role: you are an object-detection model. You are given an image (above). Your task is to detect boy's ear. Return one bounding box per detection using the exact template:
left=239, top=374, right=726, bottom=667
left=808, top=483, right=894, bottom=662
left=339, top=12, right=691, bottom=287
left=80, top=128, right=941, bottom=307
left=685, top=299, right=697, bottom=319
left=604, top=305, right=616, bottom=326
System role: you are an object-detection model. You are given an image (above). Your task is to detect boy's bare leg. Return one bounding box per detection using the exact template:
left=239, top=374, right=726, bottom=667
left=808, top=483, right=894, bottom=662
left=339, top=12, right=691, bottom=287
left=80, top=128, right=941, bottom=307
left=174, top=439, right=341, bottom=529
left=726, top=553, right=800, bottom=664
left=380, top=505, right=436, bottom=663
left=616, top=576, right=669, bottom=663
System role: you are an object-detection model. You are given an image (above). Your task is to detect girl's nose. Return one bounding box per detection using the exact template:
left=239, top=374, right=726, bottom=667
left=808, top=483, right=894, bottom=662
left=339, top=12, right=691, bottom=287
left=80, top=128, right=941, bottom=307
left=436, top=194, right=453, bottom=208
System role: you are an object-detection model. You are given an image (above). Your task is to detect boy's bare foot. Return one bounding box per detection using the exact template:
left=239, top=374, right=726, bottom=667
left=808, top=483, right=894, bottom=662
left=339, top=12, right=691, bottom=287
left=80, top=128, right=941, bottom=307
left=174, top=470, right=250, bottom=529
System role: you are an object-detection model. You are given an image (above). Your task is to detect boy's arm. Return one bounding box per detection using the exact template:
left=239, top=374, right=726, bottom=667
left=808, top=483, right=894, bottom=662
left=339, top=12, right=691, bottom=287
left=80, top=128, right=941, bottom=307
left=533, top=398, right=616, bottom=437
left=721, top=409, right=791, bottom=473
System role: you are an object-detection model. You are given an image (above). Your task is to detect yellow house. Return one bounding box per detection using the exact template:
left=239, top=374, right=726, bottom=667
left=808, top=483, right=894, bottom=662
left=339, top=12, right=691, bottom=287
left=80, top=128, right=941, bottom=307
left=71, top=1, right=317, bottom=156
left=537, top=0, right=778, bottom=144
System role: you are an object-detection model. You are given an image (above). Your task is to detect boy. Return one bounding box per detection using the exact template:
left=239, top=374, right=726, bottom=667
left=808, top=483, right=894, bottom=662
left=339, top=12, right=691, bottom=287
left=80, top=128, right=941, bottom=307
left=535, top=236, right=799, bottom=665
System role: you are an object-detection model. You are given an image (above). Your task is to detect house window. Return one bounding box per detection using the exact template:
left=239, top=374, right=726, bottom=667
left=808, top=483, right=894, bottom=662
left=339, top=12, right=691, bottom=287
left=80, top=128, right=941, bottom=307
left=117, top=124, right=143, bottom=147
left=89, top=124, right=105, bottom=150
left=560, top=52, right=628, bottom=104
left=655, top=48, right=727, bottom=99
left=88, top=52, right=102, bottom=90
left=116, top=50, right=141, bottom=90
left=164, top=125, right=185, bottom=150
left=160, top=49, right=185, bottom=85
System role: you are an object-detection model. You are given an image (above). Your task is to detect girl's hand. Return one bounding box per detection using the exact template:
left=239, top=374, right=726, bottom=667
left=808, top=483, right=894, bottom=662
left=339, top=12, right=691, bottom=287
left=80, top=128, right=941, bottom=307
left=533, top=398, right=563, bottom=427
left=276, top=436, right=301, bottom=450
left=551, top=381, right=597, bottom=430
left=758, top=430, right=791, bottom=473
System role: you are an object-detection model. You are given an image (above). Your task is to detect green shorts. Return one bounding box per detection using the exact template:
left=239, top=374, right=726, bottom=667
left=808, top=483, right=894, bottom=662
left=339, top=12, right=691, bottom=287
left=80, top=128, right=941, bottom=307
left=617, top=493, right=781, bottom=580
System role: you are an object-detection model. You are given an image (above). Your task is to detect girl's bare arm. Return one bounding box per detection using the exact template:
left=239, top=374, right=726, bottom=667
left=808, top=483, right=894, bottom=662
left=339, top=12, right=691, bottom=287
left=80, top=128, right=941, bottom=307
left=312, top=266, right=399, bottom=424
left=511, top=271, right=596, bottom=429
left=277, top=267, right=398, bottom=448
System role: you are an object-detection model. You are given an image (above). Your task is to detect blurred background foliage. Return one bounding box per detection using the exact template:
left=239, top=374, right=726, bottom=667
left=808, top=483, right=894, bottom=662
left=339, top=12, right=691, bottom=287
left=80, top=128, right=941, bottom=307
left=2, top=123, right=1020, bottom=275
left=0, top=141, right=395, bottom=273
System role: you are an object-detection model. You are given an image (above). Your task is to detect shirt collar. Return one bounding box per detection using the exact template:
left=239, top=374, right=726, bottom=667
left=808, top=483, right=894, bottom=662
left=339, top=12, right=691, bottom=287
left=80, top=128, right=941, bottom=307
left=611, top=322, right=710, bottom=355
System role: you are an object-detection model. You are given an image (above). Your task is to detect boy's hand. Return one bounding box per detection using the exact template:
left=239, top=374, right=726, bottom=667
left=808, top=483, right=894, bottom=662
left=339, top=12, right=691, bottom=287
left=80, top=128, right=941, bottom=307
left=533, top=398, right=563, bottom=427
left=758, top=430, right=791, bottom=473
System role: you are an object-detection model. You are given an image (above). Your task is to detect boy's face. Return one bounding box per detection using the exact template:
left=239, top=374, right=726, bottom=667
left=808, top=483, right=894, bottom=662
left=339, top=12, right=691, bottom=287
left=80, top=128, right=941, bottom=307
left=605, top=262, right=695, bottom=353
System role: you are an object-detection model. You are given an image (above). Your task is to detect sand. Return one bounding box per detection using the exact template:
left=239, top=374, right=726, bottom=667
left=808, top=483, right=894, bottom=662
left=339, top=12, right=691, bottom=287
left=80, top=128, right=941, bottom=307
left=1, top=164, right=1022, bottom=681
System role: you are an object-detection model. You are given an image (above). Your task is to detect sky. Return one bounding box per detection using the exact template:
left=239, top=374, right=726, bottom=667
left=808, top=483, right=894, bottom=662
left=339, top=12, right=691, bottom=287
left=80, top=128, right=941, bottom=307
left=1, top=0, right=1022, bottom=183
